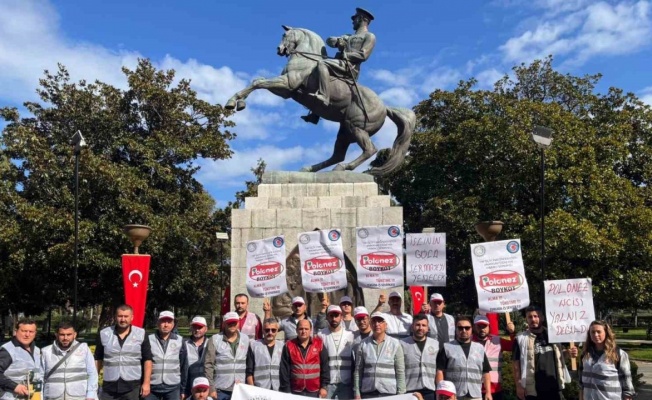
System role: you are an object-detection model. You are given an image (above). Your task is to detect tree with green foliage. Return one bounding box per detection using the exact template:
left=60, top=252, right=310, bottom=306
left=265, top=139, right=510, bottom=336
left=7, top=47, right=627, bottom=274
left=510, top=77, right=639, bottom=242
left=0, top=59, right=234, bottom=317
left=374, top=57, right=652, bottom=313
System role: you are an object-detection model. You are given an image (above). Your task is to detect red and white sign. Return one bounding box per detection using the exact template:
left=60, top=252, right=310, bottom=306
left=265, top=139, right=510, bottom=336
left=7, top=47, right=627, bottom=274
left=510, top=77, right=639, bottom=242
left=406, top=233, right=446, bottom=286
left=471, top=239, right=530, bottom=312
left=409, top=286, right=425, bottom=315
left=356, top=225, right=403, bottom=289
left=121, top=254, right=150, bottom=328
left=298, top=229, right=347, bottom=293
left=246, top=236, right=288, bottom=298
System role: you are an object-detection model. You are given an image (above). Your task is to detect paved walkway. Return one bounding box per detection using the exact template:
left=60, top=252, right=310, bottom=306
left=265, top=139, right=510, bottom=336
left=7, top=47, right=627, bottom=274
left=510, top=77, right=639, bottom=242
left=634, top=360, right=652, bottom=399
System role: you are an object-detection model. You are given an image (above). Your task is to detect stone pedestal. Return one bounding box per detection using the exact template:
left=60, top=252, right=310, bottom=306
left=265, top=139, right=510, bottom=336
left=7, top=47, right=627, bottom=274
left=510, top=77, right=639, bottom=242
left=230, top=171, right=403, bottom=317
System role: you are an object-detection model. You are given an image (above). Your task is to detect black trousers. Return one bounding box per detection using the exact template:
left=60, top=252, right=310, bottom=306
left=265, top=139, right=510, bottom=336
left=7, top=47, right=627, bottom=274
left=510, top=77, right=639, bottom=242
left=101, top=386, right=140, bottom=400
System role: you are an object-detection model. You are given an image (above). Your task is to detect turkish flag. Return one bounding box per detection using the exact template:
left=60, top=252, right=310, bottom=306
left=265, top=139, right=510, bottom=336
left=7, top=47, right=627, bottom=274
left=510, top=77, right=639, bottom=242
left=121, top=254, right=151, bottom=328
left=409, top=286, right=425, bottom=315
left=221, top=286, right=230, bottom=315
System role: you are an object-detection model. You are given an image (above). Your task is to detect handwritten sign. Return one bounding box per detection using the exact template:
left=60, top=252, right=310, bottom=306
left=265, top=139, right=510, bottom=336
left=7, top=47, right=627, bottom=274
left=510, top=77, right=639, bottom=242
left=471, top=239, right=530, bottom=312
left=406, top=233, right=446, bottom=286
left=356, top=225, right=404, bottom=289
left=298, top=229, right=347, bottom=293
left=246, top=236, right=289, bottom=298
left=544, top=278, right=595, bottom=343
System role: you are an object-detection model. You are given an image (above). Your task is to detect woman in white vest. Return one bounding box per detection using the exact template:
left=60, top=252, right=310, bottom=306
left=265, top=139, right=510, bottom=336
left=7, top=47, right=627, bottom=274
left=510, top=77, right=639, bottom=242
left=245, top=318, right=284, bottom=390
left=0, top=319, right=42, bottom=400
left=41, top=322, right=98, bottom=400
left=579, top=321, right=634, bottom=400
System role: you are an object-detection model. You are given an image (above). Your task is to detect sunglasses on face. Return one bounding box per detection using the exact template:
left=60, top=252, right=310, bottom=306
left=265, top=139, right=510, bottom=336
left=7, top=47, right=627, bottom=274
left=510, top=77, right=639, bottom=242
left=264, top=328, right=278, bottom=333
left=457, top=326, right=472, bottom=331
left=432, top=301, right=443, bottom=305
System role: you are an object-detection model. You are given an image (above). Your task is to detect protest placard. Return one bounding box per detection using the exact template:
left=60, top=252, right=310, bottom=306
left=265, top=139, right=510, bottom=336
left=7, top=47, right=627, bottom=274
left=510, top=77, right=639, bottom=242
left=471, top=239, right=530, bottom=312
left=406, top=232, right=446, bottom=286
left=356, top=225, right=403, bottom=289
left=245, top=236, right=289, bottom=298
left=544, top=278, right=595, bottom=343
left=298, top=229, right=347, bottom=293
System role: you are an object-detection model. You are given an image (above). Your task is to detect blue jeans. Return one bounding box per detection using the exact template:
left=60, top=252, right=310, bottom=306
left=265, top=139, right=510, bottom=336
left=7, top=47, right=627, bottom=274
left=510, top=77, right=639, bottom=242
left=327, top=383, right=353, bottom=399
left=217, top=391, right=233, bottom=400
left=144, top=386, right=180, bottom=400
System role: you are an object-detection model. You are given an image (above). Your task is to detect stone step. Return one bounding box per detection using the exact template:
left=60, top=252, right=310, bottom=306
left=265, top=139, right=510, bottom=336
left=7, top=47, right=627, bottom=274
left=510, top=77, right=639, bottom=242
left=257, top=182, right=378, bottom=198
left=244, top=195, right=391, bottom=210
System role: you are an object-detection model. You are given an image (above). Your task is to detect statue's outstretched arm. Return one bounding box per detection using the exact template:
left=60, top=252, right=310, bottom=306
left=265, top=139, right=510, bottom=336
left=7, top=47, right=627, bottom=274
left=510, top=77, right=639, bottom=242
left=343, top=33, right=376, bottom=64
left=326, top=35, right=350, bottom=49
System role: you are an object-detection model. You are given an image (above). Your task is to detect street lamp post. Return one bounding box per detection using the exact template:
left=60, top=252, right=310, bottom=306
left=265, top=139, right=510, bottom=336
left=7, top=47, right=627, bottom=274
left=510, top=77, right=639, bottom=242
left=215, top=232, right=229, bottom=329
left=531, top=125, right=553, bottom=304
left=70, top=131, right=86, bottom=327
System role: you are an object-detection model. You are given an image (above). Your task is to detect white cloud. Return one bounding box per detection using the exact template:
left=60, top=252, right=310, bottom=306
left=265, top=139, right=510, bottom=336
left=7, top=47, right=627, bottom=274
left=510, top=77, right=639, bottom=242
left=475, top=68, right=506, bottom=89
left=379, top=87, right=418, bottom=108
left=370, top=69, right=413, bottom=87
left=421, top=68, right=462, bottom=93
left=640, top=86, right=652, bottom=105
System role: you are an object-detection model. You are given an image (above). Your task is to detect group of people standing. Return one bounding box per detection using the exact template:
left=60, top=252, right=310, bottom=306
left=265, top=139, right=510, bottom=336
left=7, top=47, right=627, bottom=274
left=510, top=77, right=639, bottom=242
left=0, top=293, right=636, bottom=400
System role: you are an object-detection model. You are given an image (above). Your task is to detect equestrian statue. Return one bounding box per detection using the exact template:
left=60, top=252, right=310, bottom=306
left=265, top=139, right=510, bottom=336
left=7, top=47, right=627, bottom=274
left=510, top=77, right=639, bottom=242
left=225, top=8, right=416, bottom=176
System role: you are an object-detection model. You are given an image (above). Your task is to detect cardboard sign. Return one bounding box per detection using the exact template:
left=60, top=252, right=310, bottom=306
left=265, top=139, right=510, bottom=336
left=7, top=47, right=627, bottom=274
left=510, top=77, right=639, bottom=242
left=245, top=236, right=289, bottom=298
left=406, top=233, right=446, bottom=286
left=544, top=278, right=595, bottom=343
left=356, top=225, right=404, bottom=289
left=298, top=229, right=347, bottom=293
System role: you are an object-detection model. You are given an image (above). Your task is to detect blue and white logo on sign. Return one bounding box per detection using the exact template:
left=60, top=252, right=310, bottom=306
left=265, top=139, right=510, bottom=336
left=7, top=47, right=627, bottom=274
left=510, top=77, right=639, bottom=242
left=273, top=237, right=284, bottom=248
left=387, top=226, right=401, bottom=237
left=328, top=230, right=341, bottom=241
left=506, top=241, right=520, bottom=253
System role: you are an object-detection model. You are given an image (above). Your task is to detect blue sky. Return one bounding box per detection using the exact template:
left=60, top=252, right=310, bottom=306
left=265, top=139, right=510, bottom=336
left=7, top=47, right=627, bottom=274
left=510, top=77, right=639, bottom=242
left=1, top=0, right=651, bottom=207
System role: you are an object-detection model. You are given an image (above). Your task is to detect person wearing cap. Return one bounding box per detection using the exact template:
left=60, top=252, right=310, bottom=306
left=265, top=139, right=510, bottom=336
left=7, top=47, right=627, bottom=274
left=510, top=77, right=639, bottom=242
left=301, top=7, right=376, bottom=124
left=351, top=307, right=372, bottom=364
left=373, top=292, right=413, bottom=339
left=245, top=318, right=284, bottom=390
left=94, top=304, right=153, bottom=400
left=318, top=306, right=355, bottom=399
left=436, top=381, right=457, bottom=400
left=204, top=312, right=250, bottom=400
left=436, top=316, right=492, bottom=400
left=268, top=296, right=327, bottom=341
left=401, top=314, right=439, bottom=400
left=0, top=318, right=43, bottom=400
left=181, top=317, right=209, bottom=400
left=144, top=311, right=187, bottom=400
left=279, top=319, right=329, bottom=398
left=423, top=293, right=455, bottom=346
left=354, top=312, right=406, bottom=398
left=472, top=315, right=515, bottom=400
left=190, top=378, right=212, bottom=400
left=233, top=294, right=263, bottom=340
left=339, top=296, right=358, bottom=332
left=41, top=321, right=98, bottom=400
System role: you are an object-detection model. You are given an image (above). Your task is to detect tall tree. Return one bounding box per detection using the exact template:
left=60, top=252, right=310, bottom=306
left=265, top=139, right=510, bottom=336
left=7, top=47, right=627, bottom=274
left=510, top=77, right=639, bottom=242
left=0, top=59, right=234, bottom=315
left=374, top=57, right=652, bottom=312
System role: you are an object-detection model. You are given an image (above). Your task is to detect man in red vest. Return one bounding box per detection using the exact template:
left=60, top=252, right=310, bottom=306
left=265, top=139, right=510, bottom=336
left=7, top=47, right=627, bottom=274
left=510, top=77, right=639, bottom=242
left=472, top=315, right=515, bottom=400
left=279, top=319, right=329, bottom=398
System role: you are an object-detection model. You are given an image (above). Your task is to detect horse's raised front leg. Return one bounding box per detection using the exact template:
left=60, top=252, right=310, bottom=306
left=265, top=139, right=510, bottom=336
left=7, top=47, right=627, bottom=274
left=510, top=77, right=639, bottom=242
left=225, top=75, right=291, bottom=111
left=301, top=125, right=351, bottom=172
left=333, top=122, right=377, bottom=171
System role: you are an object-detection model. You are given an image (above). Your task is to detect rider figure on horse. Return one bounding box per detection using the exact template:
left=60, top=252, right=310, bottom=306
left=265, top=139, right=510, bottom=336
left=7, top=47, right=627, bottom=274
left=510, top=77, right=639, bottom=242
left=302, top=7, right=376, bottom=124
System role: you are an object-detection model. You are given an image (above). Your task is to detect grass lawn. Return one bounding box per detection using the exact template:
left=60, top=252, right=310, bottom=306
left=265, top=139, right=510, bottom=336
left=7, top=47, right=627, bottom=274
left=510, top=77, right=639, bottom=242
left=614, top=327, right=650, bottom=341
left=626, top=347, right=652, bottom=361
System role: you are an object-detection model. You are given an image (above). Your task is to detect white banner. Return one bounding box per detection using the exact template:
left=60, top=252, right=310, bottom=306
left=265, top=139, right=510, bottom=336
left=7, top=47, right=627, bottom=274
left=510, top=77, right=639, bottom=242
left=544, top=278, right=595, bottom=343
left=298, top=229, right=347, bottom=293
left=232, top=384, right=416, bottom=400
left=471, top=239, right=530, bottom=312
left=356, top=225, right=404, bottom=289
left=245, top=236, right=289, bottom=298
left=406, top=233, right=446, bottom=286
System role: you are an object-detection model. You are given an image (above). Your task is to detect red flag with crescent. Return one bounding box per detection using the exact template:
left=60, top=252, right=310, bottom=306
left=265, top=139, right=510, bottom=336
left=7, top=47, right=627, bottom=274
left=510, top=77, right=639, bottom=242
left=409, top=286, right=425, bottom=315
left=221, top=286, right=230, bottom=315
left=121, top=254, right=151, bottom=328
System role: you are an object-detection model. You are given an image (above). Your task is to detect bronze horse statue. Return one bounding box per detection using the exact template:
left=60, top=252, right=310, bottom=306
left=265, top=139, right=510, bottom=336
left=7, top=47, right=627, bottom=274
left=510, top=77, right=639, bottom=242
left=225, top=26, right=416, bottom=175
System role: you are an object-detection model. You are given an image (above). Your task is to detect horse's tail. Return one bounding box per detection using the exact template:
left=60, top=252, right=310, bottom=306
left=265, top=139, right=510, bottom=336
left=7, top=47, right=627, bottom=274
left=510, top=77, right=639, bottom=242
left=368, top=107, right=416, bottom=176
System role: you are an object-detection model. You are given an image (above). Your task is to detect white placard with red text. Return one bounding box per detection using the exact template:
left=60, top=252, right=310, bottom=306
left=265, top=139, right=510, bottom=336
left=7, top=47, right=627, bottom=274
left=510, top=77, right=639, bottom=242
left=406, top=233, right=446, bottom=286
left=356, top=225, right=404, bottom=289
left=298, top=229, right=347, bottom=293
left=544, top=278, right=595, bottom=343
left=245, top=236, right=289, bottom=298
left=471, top=239, right=530, bottom=312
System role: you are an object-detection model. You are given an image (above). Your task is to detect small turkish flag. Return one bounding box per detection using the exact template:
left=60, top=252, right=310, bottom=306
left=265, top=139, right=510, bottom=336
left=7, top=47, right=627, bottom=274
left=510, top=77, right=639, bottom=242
left=410, top=286, right=425, bottom=315
left=221, top=287, right=230, bottom=315
left=121, top=255, right=151, bottom=328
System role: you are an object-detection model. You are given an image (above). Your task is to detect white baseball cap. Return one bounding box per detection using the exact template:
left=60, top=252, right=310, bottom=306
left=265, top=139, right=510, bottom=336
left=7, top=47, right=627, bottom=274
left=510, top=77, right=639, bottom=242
left=388, top=291, right=402, bottom=299
left=292, top=296, right=305, bottom=305
left=430, top=293, right=444, bottom=302
left=436, top=380, right=456, bottom=396
left=474, top=315, right=490, bottom=325
left=354, top=306, right=369, bottom=319
left=158, top=311, right=174, bottom=320
left=339, top=295, right=353, bottom=304
left=191, top=316, right=207, bottom=327
left=327, top=305, right=342, bottom=315
left=192, top=377, right=210, bottom=390
left=223, top=312, right=239, bottom=324
left=370, top=311, right=385, bottom=320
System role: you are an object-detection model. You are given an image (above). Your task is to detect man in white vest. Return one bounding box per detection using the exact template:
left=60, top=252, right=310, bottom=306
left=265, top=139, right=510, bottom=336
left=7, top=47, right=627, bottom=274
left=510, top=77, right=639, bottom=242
left=245, top=318, right=284, bottom=390
left=147, top=311, right=186, bottom=400
left=204, top=312, right=249, bottom=400
left=353, top=312, right=406, bottom=398
left=401, top=314, right=439, bottom=400
left=423, top=294, right=455, bottom=347
left=338, top=297, right=358, bottom=332
left=42, top=321, right=98, bottom=400
left=436, top=316, right=492, bottom=400
left=181, top=317, right=208, bottom=400
left=372, top=292, right=412, bottom=339
left=351, top=307, right=371, bottom=365
left=472, top=315, right=514, bottom=400
left=0, top=318, right=42, bottom=400
left=95, top=304, right=153, bottom=400
left=318, top=306, right=355, bottom=399
left=234, top=294, right=262, bottom=340
left=269, top=296, right=328, bottom=341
